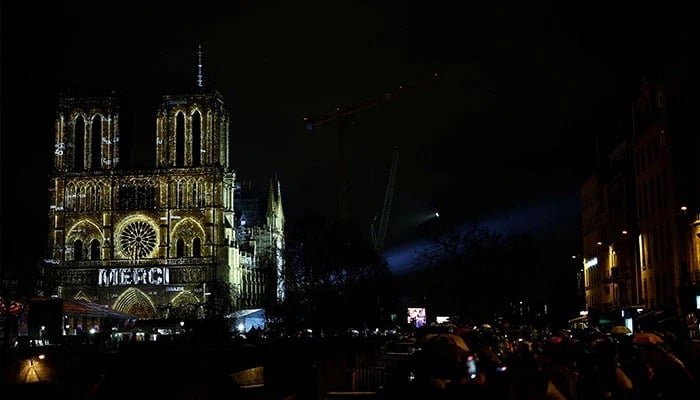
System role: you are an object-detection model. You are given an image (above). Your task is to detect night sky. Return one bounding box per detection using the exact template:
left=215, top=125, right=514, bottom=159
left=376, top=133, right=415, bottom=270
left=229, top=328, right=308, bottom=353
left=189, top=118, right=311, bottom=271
left=1, top=2, right=695, bottom=272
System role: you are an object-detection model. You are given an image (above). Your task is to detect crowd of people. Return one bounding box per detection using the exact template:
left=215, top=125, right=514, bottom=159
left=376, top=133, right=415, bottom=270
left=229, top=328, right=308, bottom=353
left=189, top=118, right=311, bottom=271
left=379, top=324, right=700, bottom=399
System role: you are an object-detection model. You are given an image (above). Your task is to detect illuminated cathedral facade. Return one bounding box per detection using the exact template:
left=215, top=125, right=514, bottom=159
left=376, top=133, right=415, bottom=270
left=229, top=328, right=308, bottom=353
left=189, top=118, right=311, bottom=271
left=44, top=72, right=285, bottom=319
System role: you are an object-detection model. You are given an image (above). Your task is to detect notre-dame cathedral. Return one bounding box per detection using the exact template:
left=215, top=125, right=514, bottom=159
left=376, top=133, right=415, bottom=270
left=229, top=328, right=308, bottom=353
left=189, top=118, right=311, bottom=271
left=44, top=52, right=284, bottom=319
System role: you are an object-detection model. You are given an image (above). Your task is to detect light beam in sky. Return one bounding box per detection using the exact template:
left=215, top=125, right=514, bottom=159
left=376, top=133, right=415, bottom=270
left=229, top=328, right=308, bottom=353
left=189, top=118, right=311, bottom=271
left=383, top=193, right=579, bottom=274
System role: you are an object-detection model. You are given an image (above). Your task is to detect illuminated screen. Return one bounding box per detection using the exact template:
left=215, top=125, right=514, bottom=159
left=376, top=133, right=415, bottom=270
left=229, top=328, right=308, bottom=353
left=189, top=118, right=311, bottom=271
left=407, top=307, right=427, bottom=328
left=436, top=316, right=450, bottom=324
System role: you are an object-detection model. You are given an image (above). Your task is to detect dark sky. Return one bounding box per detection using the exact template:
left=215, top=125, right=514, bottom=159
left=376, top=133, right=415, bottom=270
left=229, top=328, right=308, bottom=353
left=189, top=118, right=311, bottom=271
left=1, top=1, right=695, bottom=270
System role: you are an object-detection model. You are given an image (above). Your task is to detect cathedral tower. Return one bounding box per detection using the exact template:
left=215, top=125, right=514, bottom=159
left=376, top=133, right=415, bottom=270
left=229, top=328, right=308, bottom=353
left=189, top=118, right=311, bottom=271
left=155, top=45, right=230, bottom=169
left=54, top=95, right=120, bottom=171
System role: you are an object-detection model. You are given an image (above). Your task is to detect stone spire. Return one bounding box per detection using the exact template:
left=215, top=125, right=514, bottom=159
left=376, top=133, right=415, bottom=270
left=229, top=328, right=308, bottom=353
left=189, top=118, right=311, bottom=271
left=266, top=175, right=285, bottom=231
left=275, top=176, right=285, bottom=226
left=197, top=44, right=204, bottom=88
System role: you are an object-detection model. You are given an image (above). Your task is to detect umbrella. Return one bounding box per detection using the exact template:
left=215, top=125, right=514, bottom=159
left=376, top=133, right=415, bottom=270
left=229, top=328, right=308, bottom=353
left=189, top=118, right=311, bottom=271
left=418, top=333, right=471, bottom=364
left=610, top=325, right=632, bottom=335
left=454, top=326, right=471, bottom=336
left=632, top=332, right=664, bottom=345
left=415, top=333, right=471, bottom=379
left=549, top=336, right=564, bottom=344
left=419, top=333, right=470, bottom=353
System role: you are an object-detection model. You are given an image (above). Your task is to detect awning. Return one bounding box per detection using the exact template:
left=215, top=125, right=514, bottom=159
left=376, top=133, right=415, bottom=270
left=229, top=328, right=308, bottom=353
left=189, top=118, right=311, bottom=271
left=0, top=298, right=24, bottom=315
left=30, top=297, right=137, bottom=319
left=568, top=315, right=588, bottom=324
left=63, top=299, right=137, bottom=319
left=637, top=309, right=666, bottom=320
left=226, top=308, right=264, bottom=319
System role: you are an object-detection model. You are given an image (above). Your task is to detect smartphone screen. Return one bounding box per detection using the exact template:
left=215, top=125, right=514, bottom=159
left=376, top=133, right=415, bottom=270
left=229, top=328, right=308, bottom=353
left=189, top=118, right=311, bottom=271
left=466, top=355, right=477, bottom=378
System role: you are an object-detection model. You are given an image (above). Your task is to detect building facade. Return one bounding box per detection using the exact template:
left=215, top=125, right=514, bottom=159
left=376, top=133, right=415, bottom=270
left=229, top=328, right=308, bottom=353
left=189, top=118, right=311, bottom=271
left=44, top=78, right=284, bottom=320
left=581, top=76, right=700, bottom=321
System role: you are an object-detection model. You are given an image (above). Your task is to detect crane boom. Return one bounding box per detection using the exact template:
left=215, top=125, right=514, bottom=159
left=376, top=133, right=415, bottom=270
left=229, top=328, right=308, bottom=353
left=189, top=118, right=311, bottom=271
left=303, top=72, right=439, bottom=131
left=372, top=146, right=399, bottom=252
left=303, top=72, right=438, bottom=220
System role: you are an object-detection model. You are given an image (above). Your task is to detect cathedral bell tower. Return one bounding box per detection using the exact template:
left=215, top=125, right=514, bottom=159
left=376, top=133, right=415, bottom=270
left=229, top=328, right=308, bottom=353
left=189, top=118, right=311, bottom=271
left=54, top=95, right=120, bottom=171
left=155, top=45, right=230, bottom=169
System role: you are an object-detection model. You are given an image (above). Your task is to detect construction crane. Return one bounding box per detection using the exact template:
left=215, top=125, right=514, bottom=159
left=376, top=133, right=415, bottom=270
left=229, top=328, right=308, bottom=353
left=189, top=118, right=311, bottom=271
left=371, top=146, right=399, bottom=252
left=303, top=72, right=439, bottom=220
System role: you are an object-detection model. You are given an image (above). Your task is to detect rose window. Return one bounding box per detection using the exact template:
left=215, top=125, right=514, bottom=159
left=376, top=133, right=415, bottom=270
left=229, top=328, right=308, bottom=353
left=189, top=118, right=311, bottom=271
left=119, top=221, right=157, bottom=258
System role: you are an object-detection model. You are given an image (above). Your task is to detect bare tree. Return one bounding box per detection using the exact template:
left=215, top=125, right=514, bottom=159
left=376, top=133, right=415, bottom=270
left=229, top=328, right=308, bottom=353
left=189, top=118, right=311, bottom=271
left=202, top=278, right=236, bottom=319
left=0, top=259, right=45, bottom=348
left=277, top=214, right=392, bottom=331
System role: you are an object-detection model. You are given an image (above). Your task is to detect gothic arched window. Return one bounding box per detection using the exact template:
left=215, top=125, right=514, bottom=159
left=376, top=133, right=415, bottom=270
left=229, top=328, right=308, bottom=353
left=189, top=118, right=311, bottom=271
left=76, top=185, right=83, bottom=211
left=66, top=183, right=76, bottom=211
left=94, top=184, right=102, bottom=210
left=192, top=110, right=201, bottom=166
left=88, top=186, right=95, bottom=211
left=176, top=238, right=185, bottom=258
left=74, top=116, right=85, bottom=170
left=91, top=115, right=102, bottom=170
left=192, top=181, right=199, bottom=208
left=175, top=180, right=184, bottom=208
left=74, top=239, right=84, bottom=261
left=90, top=239, right=101, bottom=260
left=193, top=237, right=201, bottom=258
left=195, top=180, right=206, bottom=207
left=176, top=111, right=185, bottom=166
